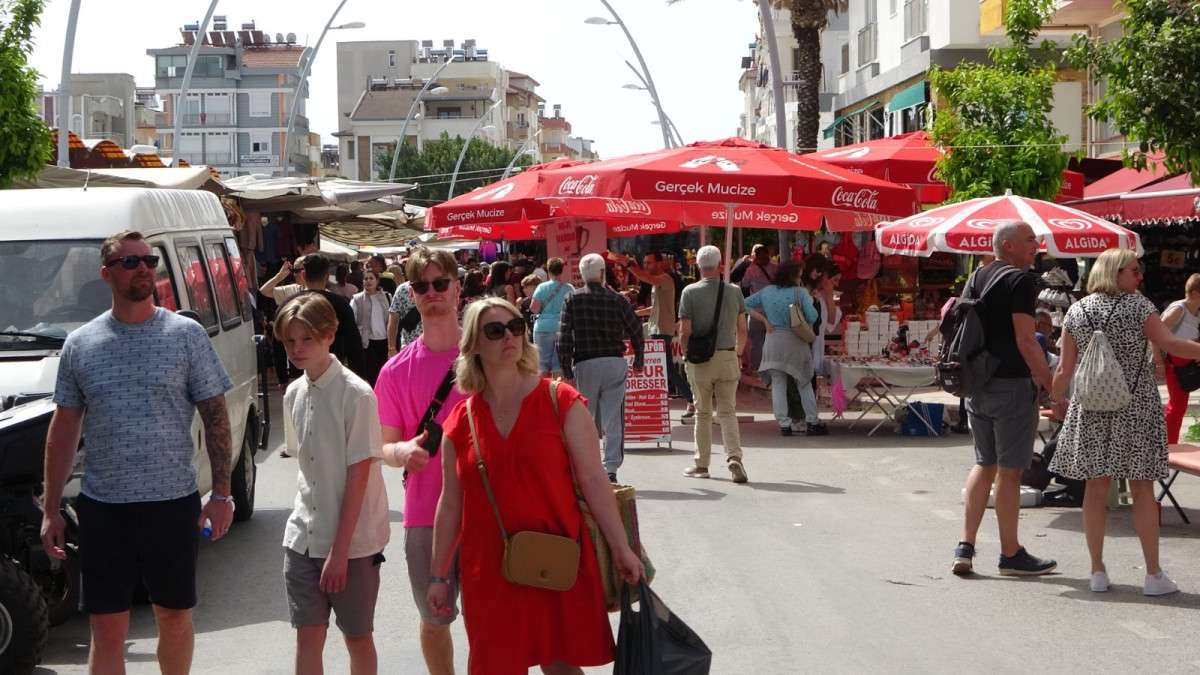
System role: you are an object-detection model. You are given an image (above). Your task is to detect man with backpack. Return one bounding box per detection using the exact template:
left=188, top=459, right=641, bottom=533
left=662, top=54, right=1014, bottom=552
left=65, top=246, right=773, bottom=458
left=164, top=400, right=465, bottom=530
left=944, top=221, right=1057, bottom=577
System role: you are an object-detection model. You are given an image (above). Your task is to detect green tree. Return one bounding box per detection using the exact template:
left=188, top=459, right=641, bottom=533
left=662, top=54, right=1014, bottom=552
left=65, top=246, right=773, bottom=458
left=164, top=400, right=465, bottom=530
left=0, top=0, right=51, bottom=188
left=378, top=132, right=529, bottom=205
left=1068, top=0, right=1200, bottom=182
left=929, top=0, right=1069, bottom=201
left=667, top=1, right=846, bottom=152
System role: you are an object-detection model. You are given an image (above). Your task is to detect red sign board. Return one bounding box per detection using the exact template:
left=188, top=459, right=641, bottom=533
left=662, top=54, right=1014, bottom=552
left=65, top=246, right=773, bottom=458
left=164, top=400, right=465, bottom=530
left=624, top=339, right=671, bottom=446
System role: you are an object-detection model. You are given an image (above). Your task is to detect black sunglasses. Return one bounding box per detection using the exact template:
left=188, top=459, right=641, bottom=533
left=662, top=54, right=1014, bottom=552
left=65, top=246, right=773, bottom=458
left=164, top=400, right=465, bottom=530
left=411, top=277, right=452, bottom=295
left=482, top=319, right=526, bottom=341
left=105, top=254, right=160, bottom=270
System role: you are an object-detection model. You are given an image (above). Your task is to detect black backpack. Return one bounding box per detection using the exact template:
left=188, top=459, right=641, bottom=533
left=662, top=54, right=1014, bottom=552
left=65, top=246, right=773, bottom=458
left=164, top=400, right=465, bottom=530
left=935, top=265, right=1024, bottom=398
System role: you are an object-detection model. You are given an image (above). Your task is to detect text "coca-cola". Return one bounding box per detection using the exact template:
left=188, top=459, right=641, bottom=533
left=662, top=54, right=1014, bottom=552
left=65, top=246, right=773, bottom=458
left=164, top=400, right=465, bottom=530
left=831, top=186, right=880, bottom=211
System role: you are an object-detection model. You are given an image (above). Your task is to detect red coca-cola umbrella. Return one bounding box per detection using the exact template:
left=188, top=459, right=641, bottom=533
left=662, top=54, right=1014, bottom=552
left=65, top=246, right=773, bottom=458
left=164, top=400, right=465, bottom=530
left=874, top=192, right=1143, bottom=258
left=427, top=159, right=688, bottom=241
left=804, top=131, right=1084, bottom=204
left=536, top=137, right=917, bottom=234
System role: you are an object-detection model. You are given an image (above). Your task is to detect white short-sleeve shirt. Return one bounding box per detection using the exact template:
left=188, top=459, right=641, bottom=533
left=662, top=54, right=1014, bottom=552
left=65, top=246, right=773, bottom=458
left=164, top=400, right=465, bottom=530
left=282, top=356, right=390, bottom=559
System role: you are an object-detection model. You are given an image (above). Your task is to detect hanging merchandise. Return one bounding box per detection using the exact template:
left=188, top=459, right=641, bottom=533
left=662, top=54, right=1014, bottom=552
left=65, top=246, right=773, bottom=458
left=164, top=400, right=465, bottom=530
left=831, top=233, right=859, bottom=276
left=856, top=234, right=881, bottom=279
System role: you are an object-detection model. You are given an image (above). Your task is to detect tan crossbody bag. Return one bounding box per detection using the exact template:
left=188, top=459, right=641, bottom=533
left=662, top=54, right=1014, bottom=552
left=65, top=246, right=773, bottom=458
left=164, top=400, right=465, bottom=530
left=466, top=392, right=581, bottom=592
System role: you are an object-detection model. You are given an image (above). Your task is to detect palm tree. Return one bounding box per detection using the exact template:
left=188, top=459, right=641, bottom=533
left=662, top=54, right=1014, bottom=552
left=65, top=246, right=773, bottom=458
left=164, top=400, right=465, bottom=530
left=667, top=0, right=847, bottom=152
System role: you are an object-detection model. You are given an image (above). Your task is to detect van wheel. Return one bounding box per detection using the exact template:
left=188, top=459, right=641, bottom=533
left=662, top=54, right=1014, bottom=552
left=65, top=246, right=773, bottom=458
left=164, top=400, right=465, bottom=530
left=0, top=557, right=49, bottom=673
left=231, top=432, right=255, bottom=522
left=44, top=549, right=80, bottom=627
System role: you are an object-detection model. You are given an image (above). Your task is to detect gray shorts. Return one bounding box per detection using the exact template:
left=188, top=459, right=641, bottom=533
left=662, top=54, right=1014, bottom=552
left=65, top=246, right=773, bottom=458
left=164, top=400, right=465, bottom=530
left=405, top=527, right=460, bottom=625
left=966, top=377, right=1039, bottom=469
left=283, top=547, right=383, bottom=636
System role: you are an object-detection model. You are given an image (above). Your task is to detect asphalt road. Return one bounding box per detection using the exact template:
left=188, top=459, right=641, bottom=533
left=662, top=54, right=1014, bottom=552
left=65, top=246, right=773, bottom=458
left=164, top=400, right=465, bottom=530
left=37, top=390, right=1200, bottom=674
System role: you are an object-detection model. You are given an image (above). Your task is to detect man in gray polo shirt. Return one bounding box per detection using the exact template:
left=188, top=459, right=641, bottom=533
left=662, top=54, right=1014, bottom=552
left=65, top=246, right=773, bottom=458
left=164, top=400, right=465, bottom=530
left=41, top=230, right=234, bottom=674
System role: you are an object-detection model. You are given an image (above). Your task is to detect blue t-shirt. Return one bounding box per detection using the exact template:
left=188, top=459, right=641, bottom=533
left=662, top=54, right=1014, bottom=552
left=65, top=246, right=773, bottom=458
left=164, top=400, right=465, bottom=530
left=532, top=279, right=571, bottom=334
left=53, top=308, right=233, bottom=503
left=745, top=285, right=818, bottom=328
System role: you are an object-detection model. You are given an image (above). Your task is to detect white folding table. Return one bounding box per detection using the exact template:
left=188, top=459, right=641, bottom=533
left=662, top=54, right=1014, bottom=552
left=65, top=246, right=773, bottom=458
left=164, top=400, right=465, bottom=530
left=830, top=359, right=939, bottom=436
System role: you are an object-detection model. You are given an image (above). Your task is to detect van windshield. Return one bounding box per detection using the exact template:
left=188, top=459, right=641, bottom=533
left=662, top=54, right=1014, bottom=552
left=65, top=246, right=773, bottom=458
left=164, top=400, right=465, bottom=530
left=0, top=240, right=104, bottom=345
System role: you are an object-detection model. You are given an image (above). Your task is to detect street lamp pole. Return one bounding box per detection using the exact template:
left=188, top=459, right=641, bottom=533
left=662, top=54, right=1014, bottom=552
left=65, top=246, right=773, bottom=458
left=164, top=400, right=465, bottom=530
left=755, top=0, right=791, bottom=261
left=172, top=0, right=220, bottom=167
left=283, top=0, right=358, bottom=177
left=387, top=54, right=459, bottom=183
left=502, top=129, right=542, bottom=179
left=56, top=0, right=83, bottom=167
left=624, top=61, right=684, bottom=147
left=448, top=98, right=502, bottom=199
left=589, top=1, right=671, bottom=149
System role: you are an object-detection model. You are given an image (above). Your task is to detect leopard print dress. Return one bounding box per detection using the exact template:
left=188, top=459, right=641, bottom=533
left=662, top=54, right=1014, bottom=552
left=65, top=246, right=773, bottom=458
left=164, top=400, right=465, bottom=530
left=1049, top=292, right=1169, bottom=481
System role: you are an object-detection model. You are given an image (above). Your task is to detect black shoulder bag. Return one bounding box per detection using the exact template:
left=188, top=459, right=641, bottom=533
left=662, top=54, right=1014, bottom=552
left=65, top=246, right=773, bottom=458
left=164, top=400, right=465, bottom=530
left=685, top=281, right=726, bottom=365
left=403, top=367, right=456, bottom=483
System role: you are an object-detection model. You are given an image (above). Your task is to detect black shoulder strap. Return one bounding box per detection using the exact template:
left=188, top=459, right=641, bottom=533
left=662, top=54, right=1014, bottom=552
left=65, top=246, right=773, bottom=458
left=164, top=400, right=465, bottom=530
left=707, top=279, right=726, bottom=338
left=970, top=264, right=1023, bottom=302
left=419, top=366, right=457, bottom=433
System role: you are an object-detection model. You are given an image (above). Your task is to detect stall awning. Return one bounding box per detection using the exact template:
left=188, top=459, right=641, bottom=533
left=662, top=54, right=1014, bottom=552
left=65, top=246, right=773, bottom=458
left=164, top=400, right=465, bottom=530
left=886, top=81, right=927, bottom=113
left=823, top=101, right=880, bottom=140
left=1123, top=174, right=1200, bottom=223
left=1083, top=153, right=1168, bottom=198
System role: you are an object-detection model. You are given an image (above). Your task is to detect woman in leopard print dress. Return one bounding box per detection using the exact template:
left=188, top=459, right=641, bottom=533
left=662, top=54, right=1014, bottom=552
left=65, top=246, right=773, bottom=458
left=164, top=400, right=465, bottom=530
left=1050, top=248, right=1200, bottom=596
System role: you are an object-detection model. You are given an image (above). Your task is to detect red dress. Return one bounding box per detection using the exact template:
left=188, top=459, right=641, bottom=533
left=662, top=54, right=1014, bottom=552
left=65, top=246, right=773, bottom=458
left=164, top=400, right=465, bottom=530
left=442, top=379, right=613, bottom=674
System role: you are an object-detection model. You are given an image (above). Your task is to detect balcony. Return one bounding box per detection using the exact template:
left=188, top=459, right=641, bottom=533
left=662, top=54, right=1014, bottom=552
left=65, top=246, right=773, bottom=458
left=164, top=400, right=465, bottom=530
left=904, top=0, right=928, bottom=41
left=981, top=0, right=1122, bottom=35
left=175, top=152, right=234, bottom=165
left=182, top=112, right=234, bottom=126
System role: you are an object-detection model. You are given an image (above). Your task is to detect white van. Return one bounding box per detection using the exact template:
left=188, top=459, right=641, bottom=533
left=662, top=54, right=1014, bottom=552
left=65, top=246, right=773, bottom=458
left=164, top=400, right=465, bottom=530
left=0, top=187, right=266, bottom=671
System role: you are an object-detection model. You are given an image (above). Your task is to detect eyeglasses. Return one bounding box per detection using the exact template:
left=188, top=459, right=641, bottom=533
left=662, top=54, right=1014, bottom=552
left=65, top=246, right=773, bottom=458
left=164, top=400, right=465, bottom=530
left=105, top=254, right=159, bottom=270
left=482, top=319, right=526, bottom=341
left=411, top=277, right=452, bottom=295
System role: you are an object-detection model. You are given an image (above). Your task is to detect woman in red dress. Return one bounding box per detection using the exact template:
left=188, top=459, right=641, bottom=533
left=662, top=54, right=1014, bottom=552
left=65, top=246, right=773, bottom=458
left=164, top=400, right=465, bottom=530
left=428, top=297, right=643, bottom=675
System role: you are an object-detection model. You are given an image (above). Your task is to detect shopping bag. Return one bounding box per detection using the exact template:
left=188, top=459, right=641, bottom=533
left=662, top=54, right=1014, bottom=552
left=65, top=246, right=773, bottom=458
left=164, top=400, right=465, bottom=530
left=615, top=583, right=712, bottom=675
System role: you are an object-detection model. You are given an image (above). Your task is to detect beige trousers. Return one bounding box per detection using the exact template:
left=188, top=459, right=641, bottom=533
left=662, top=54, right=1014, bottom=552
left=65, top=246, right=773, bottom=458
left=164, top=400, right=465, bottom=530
left=684, top=350, right=743, bottom=468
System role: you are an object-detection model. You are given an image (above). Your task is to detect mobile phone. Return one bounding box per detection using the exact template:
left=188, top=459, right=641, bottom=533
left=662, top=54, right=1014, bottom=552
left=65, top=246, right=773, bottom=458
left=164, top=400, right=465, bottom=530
left=421, top=421, right=444, bottom=457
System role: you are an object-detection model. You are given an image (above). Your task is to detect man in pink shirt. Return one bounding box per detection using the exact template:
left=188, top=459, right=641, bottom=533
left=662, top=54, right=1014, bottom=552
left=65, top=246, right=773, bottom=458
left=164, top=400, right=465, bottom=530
left=375, top=247, right=464, bottom=675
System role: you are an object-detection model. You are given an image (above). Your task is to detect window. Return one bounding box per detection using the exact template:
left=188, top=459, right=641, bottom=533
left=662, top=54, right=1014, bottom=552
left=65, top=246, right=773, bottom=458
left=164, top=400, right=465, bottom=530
left=890, top=0, right=897, bottom=15
left=152, top=246, right=178, bottom=311
left=841, top=43, right=850, bottom=74
left=205, top=241, right=241, bottom=327
left=248, top=91, right=271, bottom=118
left=195, top=55, right=224, bottom=77
left=904, top=0, right=928, bottom=40
left=224, top=237, right=253, bottom=322
left=436, top=107, right=462, bottom=119
left=156, top=55, right=187, bottom=78
left=176, top=245, right=218, bottom=330
left=387, top=50, right=397, bottom=67
left=346, top=139, right=355, bottom=160
left=250, top=131, right=271, bottom=154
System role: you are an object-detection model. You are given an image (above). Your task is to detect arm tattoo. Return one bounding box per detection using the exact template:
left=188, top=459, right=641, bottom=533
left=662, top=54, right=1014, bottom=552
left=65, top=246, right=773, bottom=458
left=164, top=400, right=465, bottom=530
left=196, top=395, right=233, bottom=493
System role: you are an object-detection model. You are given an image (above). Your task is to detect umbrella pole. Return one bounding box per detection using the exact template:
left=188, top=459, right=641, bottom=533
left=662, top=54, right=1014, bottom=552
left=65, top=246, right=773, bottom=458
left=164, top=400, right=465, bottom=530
left=723, top=204, right=734, bottom=282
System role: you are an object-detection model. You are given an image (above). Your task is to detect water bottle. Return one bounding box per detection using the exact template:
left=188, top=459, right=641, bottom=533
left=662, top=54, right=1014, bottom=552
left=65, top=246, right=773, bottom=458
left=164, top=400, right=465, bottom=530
left=201, top=518, right=213, bottom=539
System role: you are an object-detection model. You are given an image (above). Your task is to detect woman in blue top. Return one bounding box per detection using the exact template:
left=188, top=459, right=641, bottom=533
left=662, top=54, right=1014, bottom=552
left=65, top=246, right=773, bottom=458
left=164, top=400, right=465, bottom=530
left=745, top=261, right=823, bottom=436
left=530, top=257, right=572, bottom=376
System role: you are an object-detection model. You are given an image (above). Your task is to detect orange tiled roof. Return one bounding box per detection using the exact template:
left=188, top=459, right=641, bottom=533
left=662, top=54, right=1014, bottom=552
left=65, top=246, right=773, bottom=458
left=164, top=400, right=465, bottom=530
left=242, top=46, right=305, bottom=69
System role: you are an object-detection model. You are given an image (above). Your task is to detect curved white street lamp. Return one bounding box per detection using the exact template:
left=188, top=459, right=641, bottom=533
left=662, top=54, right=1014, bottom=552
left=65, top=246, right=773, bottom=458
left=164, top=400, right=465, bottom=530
left=56, top=0, right=83, bottom=166
left=169, top=0, right=220, bottom=168
left=622, top=60, right=683, bottom=147
left=502, top=128, right=542, bottom=179
left=387, top=55, right=459, bottom=182
left=283, top=3, right=363, bottom=176
left=585, top=0, right=672, bottom=149
left=447, top=98, right=502, bottom=199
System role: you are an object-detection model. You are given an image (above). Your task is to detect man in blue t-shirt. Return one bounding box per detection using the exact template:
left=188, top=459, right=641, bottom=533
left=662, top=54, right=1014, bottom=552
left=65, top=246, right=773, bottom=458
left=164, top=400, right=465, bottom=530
left=530, top=257, right=572, bottom=377
left=40, top=230, right=233, bottom=674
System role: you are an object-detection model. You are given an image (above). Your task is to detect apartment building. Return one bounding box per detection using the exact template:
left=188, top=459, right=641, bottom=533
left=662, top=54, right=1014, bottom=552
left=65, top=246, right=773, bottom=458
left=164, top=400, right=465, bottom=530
left=336, top=39, right=528, bottom=181
left=146, top=17, right=313, bottom=177
left=827, top=1, right=1124, bottom=155
left=40, top=73, right=138, bottom=149
left=737, top=6, right=848, bottom=152
left=506, top=71, right=543, bottom=161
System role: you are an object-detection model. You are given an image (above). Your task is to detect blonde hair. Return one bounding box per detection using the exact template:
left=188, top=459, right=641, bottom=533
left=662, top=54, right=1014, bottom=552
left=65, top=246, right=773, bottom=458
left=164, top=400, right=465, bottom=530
left=521, top=274, right=540, bottom=289
left=1086, top=247, right=1138, bottom=295
left=405, top=246, right=457, bottom=283
left=273, top=292, right=338, bottom=341
left=455, top=297, right=540, bottom=395
left=1186, top=273, right=1200, bottom=296
left=100, top=230, right=144, bottom=264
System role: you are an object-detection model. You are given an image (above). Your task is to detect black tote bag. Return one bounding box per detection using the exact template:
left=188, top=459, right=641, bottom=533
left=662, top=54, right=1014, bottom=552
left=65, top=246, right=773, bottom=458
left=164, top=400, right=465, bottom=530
left=614, top=583, right=711, bottom=675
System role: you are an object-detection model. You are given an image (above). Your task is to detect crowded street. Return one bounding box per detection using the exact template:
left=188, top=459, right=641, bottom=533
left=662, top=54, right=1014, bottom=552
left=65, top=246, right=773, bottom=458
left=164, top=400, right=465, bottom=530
left=35, top=392, right=1200, bottom=674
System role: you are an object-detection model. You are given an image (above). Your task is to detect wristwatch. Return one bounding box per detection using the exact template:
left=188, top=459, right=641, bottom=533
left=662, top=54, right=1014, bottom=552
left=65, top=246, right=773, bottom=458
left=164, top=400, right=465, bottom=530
left=429, top=575, right=450, bottom=585
left=210, top=493, right=234, bottom=503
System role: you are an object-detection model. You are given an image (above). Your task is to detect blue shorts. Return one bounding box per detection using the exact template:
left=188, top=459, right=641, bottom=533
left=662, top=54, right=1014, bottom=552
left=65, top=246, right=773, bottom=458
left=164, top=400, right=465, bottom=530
left=534, top=331, right=560, bottom=375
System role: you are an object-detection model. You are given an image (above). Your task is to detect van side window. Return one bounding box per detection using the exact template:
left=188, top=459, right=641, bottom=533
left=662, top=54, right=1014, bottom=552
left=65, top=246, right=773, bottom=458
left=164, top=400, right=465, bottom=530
left=205, top=241, right=241, bottom=328
left=223, top=237, right=253, bottom=322
left=151, top=245, right=178, bottom=311
left=176, top=245, right=219, bottom=330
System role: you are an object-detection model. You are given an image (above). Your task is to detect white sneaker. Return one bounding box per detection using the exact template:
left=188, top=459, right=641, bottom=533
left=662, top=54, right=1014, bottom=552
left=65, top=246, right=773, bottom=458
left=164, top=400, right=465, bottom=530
left=1143, top=571, right=1179, bottom=596
left=1089, top=571, right=1110, bottom=592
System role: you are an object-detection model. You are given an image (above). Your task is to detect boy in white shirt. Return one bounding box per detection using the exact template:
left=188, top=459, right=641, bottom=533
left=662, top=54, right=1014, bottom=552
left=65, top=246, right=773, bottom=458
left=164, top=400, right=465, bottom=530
left=275, top=293, right=390, bottom=675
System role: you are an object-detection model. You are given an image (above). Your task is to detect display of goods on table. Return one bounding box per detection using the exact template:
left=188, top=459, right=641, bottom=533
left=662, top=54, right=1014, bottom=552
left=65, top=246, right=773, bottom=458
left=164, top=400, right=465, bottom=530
left=841, top=311, right=941, bottom=359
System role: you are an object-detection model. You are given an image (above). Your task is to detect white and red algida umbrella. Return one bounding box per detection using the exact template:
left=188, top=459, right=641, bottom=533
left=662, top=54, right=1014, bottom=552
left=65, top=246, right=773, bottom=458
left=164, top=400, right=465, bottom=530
left=874, top=192, right=1143, bottom=258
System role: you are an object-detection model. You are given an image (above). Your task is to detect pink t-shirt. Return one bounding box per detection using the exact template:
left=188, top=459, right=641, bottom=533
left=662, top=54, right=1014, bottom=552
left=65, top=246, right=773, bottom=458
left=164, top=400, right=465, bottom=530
left=374, top=336, right=465, bottom=528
